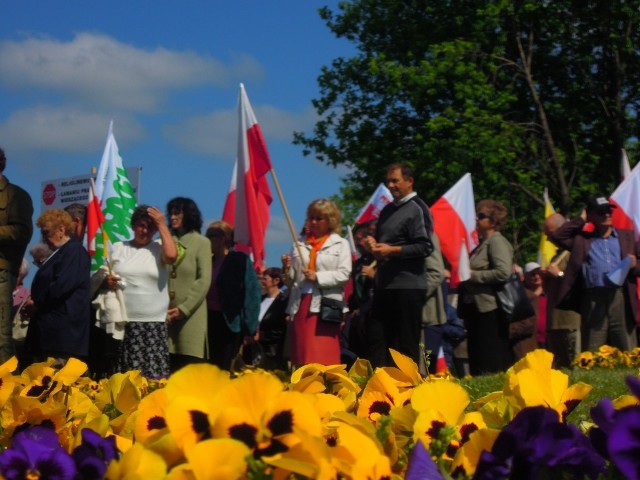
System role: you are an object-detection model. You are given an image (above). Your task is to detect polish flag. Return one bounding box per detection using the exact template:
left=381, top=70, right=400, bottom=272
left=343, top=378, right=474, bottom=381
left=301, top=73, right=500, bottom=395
left=354, top=183, right=393, bottom=225
left=610, top=161, right=640, bottom=235
left=222, top=84, right=273, bottom=269
left=86, top=178, right=106, bottom=257
left=430, top=173, right=478, bottom=287
left=435, top=345, right=448, bottom=374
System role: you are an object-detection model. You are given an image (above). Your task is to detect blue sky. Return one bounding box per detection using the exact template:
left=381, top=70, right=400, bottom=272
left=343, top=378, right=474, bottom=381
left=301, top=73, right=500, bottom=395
left=2, top=0, right=356, bottom=282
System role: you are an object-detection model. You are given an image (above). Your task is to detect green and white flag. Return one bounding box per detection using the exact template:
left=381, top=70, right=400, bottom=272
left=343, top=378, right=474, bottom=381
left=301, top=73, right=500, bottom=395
left=92, top=121, right=136, bottom=271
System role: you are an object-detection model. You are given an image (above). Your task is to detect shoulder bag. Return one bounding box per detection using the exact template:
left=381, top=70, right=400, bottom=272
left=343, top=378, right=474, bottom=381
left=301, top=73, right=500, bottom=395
left=319, top=289, right=345, bottom=324
left=495, top=273, right=535, bottom=324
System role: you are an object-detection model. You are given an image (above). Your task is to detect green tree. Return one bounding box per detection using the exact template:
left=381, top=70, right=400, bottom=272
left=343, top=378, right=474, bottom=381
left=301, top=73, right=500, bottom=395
left=295, top=0, right=640, bottom=260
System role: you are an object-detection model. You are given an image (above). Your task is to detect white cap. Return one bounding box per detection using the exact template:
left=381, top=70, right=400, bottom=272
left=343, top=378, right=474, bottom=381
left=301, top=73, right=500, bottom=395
left=524, top=262, right=541, bottom=273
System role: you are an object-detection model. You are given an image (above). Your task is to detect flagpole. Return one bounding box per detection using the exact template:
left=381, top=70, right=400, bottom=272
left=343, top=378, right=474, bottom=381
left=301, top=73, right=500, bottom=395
left=268, top=167, right=307, bottom=267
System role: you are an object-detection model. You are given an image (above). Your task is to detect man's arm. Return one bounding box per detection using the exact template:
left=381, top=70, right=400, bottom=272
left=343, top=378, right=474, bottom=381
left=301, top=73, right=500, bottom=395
left=0, top=187, right=33, bottom=246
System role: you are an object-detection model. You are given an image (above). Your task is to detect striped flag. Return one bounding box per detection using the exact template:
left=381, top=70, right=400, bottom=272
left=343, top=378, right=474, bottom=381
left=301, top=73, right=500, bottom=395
left=354, top=183, right=393, bottom=225
left=222, top=84, right=273, bottom=269
left=86, top=178, right=106, bottom=258
left=431, top=173, right=478, bottom=287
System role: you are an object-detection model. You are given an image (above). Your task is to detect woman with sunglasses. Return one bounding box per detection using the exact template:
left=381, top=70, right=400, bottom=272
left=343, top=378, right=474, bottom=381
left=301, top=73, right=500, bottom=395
left=459, top=199, right=514, bottom=375
left=281, top=199, right=352, bottom=367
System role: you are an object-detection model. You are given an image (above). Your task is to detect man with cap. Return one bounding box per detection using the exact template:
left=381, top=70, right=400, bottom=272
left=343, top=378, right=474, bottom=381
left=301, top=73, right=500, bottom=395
left=550, top=196, right=640, bottom=352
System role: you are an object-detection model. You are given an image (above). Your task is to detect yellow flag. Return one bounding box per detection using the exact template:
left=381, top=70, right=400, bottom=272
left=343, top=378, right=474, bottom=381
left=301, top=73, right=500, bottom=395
left=538, top=189, right=557, bottom=268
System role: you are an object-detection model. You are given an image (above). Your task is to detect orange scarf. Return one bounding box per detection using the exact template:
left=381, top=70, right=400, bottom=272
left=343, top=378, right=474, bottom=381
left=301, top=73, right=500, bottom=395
left=307, top=234, right=329, bottom=271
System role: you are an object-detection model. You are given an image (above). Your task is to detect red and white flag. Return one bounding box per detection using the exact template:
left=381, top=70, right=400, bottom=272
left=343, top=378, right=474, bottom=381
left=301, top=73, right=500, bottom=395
left=354, top=183, right=393, bottom=225
left=610, top=160, right=640, bottom=236
left=435, top=345, right=448, bottom=374
left=222, top=84, right=273, bottom=269
left=86, top=178, right=107, bottom=257
left=430, top=173, right=478, bottom=287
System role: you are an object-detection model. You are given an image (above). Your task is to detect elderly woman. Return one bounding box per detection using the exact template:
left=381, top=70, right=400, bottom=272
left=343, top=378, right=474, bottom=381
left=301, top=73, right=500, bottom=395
left=23, top=209, right=91, bottom=364
left=282, top=199, right=352, bottom=366
left=206, top=220, right=261, bottom=371
left=166, top=197, right=212, bottom=372
left=101, top=205, right=177, bottom=378
left=459, top=199, right=514, bottom=375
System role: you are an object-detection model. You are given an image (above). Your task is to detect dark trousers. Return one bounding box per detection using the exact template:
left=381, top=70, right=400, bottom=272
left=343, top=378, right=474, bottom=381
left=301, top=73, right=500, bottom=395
left=466, top=307, right=513, bottom=376
left=366, top=289, right=426, bottom=367
left=207, top=310, right=242, bottom=372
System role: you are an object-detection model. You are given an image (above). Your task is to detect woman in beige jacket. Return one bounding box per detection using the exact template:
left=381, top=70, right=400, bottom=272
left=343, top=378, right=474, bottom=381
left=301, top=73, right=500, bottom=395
left=460, top=199, right=514, bottom=375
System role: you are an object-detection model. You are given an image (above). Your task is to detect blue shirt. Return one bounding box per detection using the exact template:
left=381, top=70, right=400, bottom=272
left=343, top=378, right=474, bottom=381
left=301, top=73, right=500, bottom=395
left=582, top=229, right=622, bottom=288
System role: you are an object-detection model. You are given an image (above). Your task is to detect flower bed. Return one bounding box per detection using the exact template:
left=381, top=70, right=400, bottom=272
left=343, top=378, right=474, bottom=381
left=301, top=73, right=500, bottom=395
left=0, top=348, right=638, bottom=479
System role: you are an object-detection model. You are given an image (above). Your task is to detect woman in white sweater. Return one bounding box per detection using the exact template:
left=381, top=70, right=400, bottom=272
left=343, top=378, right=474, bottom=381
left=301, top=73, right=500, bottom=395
left=101, top=205, right=177, bottom=378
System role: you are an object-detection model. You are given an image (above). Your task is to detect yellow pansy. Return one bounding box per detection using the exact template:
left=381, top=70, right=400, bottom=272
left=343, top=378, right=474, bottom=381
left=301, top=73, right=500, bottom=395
left=450, top=427, right=500, bottom=477
left=332, top=423, right=392, bottom=479
left=163, top=363, right=231, bottom=451
left=213, top=373, right=322, bottom=458
left=105, top=442, right=167, bottom=479
left=182, top=438, right=251, bottom=480
left=503, top=349, right=592, bottom=422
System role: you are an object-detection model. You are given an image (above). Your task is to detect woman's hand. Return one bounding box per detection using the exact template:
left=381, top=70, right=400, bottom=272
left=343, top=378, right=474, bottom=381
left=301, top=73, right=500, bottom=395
left=147, top=206, right=166, bottom=227
left=302, top=268, right=317, bottom=282
left=103, top=274, right=122, bottom=291
left=167, top=307, right=186, bottom=324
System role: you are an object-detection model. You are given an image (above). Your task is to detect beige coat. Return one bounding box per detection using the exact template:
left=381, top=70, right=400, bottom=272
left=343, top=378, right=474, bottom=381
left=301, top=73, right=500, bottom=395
left=167, top=231, right=212, bottom=358
left=422, top=234, right=446, bottom=326
left=468, top=232, right=513, bottom=313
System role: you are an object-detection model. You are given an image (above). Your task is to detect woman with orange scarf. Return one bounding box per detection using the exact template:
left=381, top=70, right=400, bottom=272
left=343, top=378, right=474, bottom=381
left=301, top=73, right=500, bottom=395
left=282, top=199, right=352, bottom=366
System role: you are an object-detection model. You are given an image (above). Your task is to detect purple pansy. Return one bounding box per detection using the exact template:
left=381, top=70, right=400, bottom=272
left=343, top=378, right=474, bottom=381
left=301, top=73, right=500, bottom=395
left=72, top=428, right=119, bottom=480
left=405, top=440, right=444, bottom=480
left=0, top=425, right=76, bottom=480
left=589, top=375, right=640, bottom=479
left=474, top=406, right=605, bottom=480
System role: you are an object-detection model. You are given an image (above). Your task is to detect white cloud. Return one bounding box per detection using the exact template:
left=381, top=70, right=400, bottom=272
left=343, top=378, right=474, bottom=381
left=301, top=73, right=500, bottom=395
left=0, top=32, right=265, bottom=112
left=0, top=105, right=144, bottom=154
left=266, top=214, right=296, bottom=244
left=163, top=105, right=318, bottom=157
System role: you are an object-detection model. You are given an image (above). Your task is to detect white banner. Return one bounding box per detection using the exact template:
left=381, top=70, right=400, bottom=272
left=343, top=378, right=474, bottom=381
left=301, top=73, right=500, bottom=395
left=39, top=167, right=141, bottom=213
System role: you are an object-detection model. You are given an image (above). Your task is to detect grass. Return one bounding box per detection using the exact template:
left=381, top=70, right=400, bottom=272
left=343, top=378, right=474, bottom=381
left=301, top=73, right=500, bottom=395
left=457, top=367, right=639, bottom=426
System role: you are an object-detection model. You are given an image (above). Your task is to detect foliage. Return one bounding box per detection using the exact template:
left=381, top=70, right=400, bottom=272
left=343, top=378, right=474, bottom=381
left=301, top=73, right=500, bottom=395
left=296, top=0, right=640, bottom=261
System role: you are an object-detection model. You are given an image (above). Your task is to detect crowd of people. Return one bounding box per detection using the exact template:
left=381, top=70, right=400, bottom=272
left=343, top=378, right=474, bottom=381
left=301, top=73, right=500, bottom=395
left=2, top=144, right=639, bottom=378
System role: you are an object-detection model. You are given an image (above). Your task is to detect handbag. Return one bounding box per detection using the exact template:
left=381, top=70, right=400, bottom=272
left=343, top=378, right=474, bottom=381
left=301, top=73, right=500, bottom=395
left=495, top=273, right=535, bottom=324
left=319, top=296, right=345, bottom=324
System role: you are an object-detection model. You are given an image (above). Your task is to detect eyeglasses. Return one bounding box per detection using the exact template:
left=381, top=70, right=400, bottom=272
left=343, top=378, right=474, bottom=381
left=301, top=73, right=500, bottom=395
left=308, top=216, right=326, bottom=222
left=476, top=212, right=491, bottom=221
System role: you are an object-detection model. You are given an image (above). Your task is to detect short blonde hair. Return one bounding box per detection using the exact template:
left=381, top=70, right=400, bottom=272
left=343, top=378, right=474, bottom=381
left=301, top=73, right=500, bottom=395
left=206, top=220, right=234, bottom=247
left=307, top=198, right=341, bottom=234
left=37, top=209, right=74, bottom=236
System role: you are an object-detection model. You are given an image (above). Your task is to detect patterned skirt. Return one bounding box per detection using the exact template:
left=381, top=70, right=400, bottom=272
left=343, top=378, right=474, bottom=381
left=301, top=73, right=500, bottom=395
left=117, top=322, right=170, bottom=379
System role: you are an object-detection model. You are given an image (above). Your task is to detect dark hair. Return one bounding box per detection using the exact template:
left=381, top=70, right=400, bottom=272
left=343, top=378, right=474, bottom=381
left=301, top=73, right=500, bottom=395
left=64, top=203, right=87, bottom=222
left=167, top=197, right=203, bottom=233
left=0, top=147, right=6, bottom=173
left=387, top=162, right=413, bottom=180
left=263, top=267, right=283, bottom=285
left=130, top=205, right=155, bottom=229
